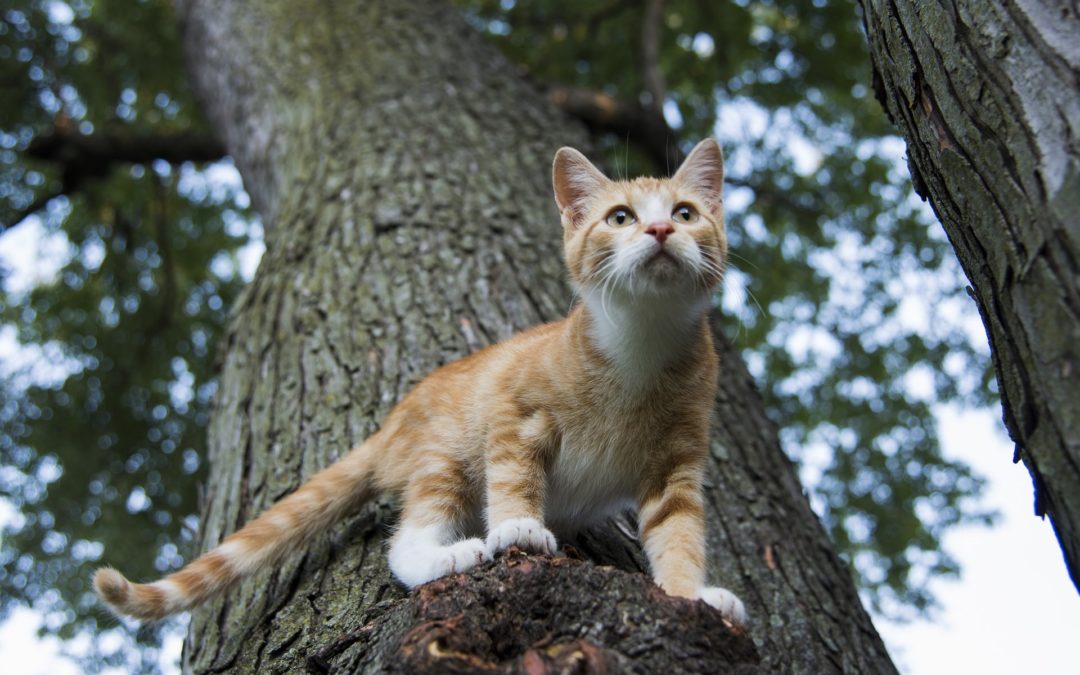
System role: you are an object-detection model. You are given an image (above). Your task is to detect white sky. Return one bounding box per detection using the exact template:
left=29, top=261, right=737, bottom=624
left=880, top=405, right=1080, bottom=673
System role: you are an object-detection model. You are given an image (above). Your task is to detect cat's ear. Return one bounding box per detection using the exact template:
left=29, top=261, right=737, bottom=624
left=673, top=139, right=724, bottom=212
left=553, top=147, right=609, bottom=229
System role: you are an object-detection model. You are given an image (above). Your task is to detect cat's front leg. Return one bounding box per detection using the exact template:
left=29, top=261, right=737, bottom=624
left=638, top=464, right=748, bottom=625
left=483, top=412, right=558, bottom=558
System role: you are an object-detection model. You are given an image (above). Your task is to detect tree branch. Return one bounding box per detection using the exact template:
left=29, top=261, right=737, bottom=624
left=26, top=127, right=225, bottom=169
left=4, top=127, right=227, bottom=230
left=547, top=86, right=681, bottom=171
left=546, top=87, right=827, bottom=224
left=641, top=0, right=667, bottom=114
left=306, top=549, right=758, bottom=673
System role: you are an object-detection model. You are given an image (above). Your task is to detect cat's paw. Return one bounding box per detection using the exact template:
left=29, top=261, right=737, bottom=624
left=390, top=537, right=490, bottom=587
left=432, top=538, right=490, bottom=579
left=486, top=517, right=558, bottom=557
left=696, top=586, right=748, bottom=625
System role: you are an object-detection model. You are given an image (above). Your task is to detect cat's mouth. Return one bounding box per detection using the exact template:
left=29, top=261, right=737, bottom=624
left=646, top=249, right=678, bottom=266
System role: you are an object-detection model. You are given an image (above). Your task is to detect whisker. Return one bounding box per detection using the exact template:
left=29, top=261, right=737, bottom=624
left=742, top=283, right=766, bottom=322
left=567, top=285, right=581, bottom=314
left=725, top=250, right=758, bottom=270
left=586, top=252, right=622, bottom=327
left=623, top=132, right=630, bottom=182
left=600, top=268, right=615, bottom=326
left=728, top=306, right=745, bottom=344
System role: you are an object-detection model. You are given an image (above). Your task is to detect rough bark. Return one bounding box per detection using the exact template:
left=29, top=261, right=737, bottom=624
left=176, top=0, right=897, bottom=672
left=859, top=0, right=1080, bottom=591
left=305, top=549, right=759, bottom=674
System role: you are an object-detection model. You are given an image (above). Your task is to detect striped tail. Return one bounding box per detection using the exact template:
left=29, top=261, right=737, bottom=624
left=94, top=438, right=380, bottom=621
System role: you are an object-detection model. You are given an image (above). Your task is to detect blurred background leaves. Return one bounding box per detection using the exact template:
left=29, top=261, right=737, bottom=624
left=1, top=0, right=254, bottom=667
left=1, top=0, right=994, bottom=670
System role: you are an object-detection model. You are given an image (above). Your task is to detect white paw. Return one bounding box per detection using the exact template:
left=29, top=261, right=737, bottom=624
left=389, top=534, right=490, bottom=588
left=697, top=586, right=748, bottom=625
left=485, top=517, right=558, bottom=557
left=431, top=538, right=490, bottom=579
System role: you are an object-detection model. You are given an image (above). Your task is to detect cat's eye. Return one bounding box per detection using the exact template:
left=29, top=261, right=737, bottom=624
left=605, top=208, right=636, bottom=227
left=673, top=204, right=699, bottom=223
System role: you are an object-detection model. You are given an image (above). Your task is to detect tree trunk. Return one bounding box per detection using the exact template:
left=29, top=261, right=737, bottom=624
left=176, top=0, right=897, bottom=672
left=859, top=0, right=1080, bottom=591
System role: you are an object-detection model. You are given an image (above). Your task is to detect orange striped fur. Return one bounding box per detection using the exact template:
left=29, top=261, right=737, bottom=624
left=94, top=139, right=747, bottom=625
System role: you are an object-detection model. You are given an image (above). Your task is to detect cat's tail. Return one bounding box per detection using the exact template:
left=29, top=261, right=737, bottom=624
left=94, top=436, right=383, bottom=621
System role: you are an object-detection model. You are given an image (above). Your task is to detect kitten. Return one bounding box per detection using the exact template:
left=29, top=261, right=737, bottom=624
left=94, top=139, right=748, bottom=626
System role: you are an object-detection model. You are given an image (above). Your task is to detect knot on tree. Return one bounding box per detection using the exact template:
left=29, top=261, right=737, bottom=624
left=308, top=549, right=759, bottom=674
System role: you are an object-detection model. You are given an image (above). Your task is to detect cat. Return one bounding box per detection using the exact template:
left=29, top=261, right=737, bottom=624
left=94, top=138, right=748, bottom=626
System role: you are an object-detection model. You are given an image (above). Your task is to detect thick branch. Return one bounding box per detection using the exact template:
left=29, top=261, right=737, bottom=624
left=5, top=127, right=227, bottom=229
left=2, top=186, right=65, bottom=230
left=306, top=549, right=759, bottom=673
left=725, top=176, right=825, bottom=219
left=26, top=127, right=225, bottom=167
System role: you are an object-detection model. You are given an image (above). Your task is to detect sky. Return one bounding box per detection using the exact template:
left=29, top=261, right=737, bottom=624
left=878, top=405, right=1080, bottom=674
left=1, top=191, right=1078, bottom=674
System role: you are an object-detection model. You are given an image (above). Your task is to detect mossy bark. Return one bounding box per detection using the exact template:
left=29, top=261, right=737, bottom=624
left=860, top=0, right=1080, bottom=592
left=177, top=0, right=896, bottom=672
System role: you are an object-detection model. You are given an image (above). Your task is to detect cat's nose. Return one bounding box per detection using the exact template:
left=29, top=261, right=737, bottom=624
left=645, top=222, right=674, bottom=244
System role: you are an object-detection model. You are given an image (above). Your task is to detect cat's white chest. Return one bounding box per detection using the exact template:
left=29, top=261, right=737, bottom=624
left=544, top=427, right=642, bottom=531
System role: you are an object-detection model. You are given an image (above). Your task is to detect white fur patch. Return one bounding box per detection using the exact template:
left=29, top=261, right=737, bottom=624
left=153, top=579, right=185, bottom=613
left=215, top=539, right=259, bottom=574
left=696, top=585, right=748, bottom=625
left=546, top=435, right=637, bottom=530
left=637, top=192, right=669, bottom=224
left=389, top=524, right=491, bottom=588
left=582, top=287, right=710, bottom=391
left=216, top=539, right=247, bottom=559
left=519, top=411, right=549, bottom=444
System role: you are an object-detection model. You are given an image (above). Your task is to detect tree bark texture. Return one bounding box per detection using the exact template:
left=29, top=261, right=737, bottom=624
left=859, top=0, right=1080, bottom=591
left=177, top=0, right=897, bottom=672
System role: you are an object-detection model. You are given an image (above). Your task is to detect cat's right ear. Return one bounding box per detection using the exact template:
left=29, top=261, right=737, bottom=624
left=553, top=147, right=608, bottom=229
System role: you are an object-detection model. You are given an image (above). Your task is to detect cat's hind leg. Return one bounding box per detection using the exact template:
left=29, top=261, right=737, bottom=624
left=388, top=520, right=488, bottom=588
left=388, top=461, right=489, bottom=588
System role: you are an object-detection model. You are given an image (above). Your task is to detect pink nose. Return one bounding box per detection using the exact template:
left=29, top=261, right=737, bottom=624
left=645, top=222, right=674, bottom=243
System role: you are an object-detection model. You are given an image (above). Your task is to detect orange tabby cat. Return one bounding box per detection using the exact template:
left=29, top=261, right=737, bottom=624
left=94, top=138, right=748, bottom=625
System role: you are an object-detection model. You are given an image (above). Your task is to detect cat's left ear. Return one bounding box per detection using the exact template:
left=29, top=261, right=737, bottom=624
left=673, top=139, right=724, bottom=215
left=553, top=147, right=609, bottom=229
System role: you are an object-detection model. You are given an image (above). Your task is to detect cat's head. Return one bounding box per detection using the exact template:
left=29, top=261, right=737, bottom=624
left=552, top=139, right=727, bottom=301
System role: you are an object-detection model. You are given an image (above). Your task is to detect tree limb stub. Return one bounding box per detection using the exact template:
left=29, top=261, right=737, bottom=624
left=306, top=549, right=759, bottom=674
